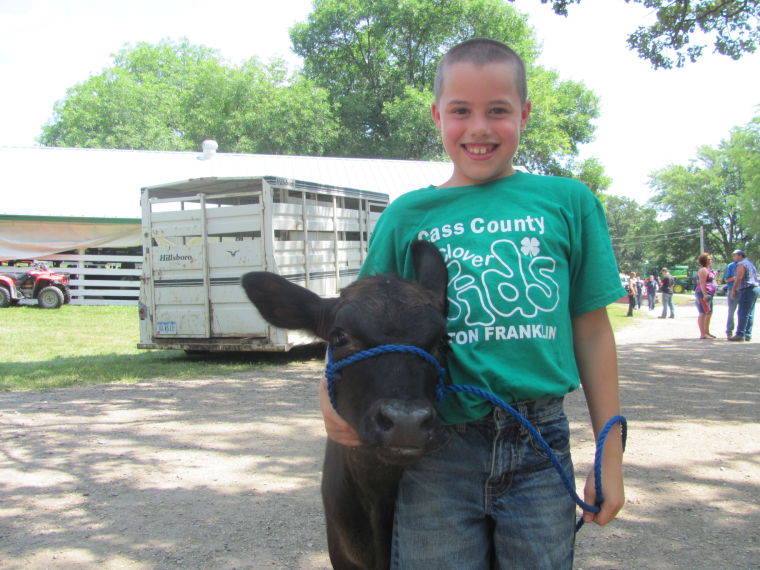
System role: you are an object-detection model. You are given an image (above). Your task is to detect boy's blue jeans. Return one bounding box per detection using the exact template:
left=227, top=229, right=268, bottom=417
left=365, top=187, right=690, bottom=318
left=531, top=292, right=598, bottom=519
left=391, top=397, right=576, bottom=569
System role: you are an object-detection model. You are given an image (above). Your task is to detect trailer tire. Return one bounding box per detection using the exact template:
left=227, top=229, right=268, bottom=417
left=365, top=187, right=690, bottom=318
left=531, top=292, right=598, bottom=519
left=38, top=286, right=64, bottom=309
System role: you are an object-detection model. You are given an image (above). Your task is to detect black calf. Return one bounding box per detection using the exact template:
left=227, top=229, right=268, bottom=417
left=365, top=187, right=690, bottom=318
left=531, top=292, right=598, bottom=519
left=241, top=241, right=448, bottom=569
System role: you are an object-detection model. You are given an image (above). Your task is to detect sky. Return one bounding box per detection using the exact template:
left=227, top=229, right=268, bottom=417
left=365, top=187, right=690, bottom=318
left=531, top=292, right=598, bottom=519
left=1, top=0, right=757, bottom=205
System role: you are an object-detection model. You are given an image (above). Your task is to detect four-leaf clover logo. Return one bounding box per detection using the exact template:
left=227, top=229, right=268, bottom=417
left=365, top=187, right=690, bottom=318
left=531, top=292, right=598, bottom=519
left=521, top=236, right=540, bottom=257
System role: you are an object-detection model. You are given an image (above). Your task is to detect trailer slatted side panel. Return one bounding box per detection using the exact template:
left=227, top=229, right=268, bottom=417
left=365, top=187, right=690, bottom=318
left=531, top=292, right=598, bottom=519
left=138, top=176, right=388, bottom=352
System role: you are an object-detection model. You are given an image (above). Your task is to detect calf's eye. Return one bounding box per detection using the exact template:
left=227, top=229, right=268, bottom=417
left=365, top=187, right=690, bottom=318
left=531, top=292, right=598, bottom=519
left=330, top=329, right=350, bottom=348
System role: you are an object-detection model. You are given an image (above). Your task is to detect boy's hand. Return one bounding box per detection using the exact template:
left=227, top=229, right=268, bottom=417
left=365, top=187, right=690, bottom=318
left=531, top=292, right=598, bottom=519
left=573, top=307, right=625, bottom=526
left=582, top=446, right=625, bottom=525
left=319, top=377, right=362, bottom=446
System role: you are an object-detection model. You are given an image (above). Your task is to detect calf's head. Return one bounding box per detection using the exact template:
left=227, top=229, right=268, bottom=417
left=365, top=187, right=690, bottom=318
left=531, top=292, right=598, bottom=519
left=241, top=241, right=448, bottom=464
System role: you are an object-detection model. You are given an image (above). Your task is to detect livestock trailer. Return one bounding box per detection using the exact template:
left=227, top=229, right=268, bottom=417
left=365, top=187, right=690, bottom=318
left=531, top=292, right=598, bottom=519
left=137, top=176, right=388, bottom=352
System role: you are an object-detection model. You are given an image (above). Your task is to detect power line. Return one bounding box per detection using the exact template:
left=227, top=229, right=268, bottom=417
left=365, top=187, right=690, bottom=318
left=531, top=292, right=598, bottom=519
left=612, top=232, right=697, bottom=247
left=614, top=234, right=701, bottom=247
left=610, top=228, right=697, bottom=242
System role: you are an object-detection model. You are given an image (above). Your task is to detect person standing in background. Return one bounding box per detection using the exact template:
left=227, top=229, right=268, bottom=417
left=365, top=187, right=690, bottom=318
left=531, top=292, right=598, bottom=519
left=626, top=272, right=638, bottom=317
left=635, top=274, right=644, bottom=309
left=658, top=268, right=675, bottom=319
left=724, top=258, right=738, bottom=338
left=646, top=276, right=657, bottom=310
left=695, top=253, right=717, bottom=339
left=729, top=250, right=759, bottom=342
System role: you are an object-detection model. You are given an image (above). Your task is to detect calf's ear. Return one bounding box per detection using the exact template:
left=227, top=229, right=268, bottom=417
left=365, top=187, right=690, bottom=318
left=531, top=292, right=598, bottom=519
left=410, top=240, right=448, bottom=311
left=241, top=272, right=335, bottom=338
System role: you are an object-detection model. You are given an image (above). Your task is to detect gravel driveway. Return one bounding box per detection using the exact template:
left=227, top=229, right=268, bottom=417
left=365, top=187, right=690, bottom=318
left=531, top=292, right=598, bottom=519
left=1, top=297, right=758, bottom=569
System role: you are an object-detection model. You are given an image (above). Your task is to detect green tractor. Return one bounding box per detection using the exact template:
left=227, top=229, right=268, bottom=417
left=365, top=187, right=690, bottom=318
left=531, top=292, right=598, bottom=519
left=671, top=265, right=695, bottom=293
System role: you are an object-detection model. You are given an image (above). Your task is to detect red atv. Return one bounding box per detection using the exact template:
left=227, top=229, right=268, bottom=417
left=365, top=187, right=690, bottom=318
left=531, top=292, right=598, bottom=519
left=0, top=262, right=72, bottom=309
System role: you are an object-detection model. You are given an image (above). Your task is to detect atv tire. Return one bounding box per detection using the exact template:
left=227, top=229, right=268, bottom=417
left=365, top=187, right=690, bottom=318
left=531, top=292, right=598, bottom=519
left=0, top=287, right=10, bottom=308
left=38, top=286, right=64, bottom=309
left=61, top=284, right=72, bottom=304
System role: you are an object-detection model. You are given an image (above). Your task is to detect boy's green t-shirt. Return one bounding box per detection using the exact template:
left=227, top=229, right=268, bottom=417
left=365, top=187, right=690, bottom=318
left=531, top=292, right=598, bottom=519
left=359, top=171, right=625, bottom=425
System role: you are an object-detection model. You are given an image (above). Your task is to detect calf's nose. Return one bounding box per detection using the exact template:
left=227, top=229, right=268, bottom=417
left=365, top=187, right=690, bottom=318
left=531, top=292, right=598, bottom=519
left=370, top=400, right=436, bottom=448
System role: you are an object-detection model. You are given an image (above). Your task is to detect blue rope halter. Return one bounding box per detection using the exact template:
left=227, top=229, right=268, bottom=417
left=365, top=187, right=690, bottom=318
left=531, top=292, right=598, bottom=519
left=325, top=344, right=447, bottom=411
left=325, top=343, right=627, bottom=531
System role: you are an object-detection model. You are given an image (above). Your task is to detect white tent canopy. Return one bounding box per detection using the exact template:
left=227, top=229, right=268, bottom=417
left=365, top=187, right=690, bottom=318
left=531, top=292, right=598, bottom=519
left=0, top=146, right=454, bottom=260
left=0, top=216, right=141, bottom=260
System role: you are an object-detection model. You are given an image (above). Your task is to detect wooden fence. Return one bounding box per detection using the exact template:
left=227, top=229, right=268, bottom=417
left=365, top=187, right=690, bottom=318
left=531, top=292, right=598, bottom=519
left=4, top=253, right=142, bottom=306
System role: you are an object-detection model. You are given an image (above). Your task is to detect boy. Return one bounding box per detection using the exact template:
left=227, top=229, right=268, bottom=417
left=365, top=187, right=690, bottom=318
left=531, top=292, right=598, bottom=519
left=320, top=38, right=625, bottom=568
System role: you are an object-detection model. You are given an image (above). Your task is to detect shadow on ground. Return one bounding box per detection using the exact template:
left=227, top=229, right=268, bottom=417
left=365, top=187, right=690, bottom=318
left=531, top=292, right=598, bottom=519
left=569, top=338, right=759, bottom=569
left=1, top=337, right=757, bottom=568
left=0, top=364, right=330, bottom=568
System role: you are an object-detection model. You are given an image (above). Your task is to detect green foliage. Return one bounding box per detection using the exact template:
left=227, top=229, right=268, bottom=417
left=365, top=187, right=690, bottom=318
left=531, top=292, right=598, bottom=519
left=603, top=195, right=661, bottom=272
left=727, top=117, right=760, bottom=240
left=518, top=67, right=600, bottom=178
left=529, top=0, right=759, bottom=69
left=39, top=39, right=339, bottom=155
left=223, top=60, right=340, bottom=155
left=291, top=0, right=535, bottom=157
left=290, top=0, right=604, bottom=181
left=648, top=115, right=758, bottom=262
left=572, top=157, right=613, bottom=194
left=381, top=86, right=445, bottom=160
left=39, top=8, right=612, bottom=185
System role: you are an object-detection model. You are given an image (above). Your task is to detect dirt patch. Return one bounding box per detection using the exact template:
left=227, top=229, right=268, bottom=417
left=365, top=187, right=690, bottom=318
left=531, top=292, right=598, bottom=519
left=1, top=299, right=758, bottom=568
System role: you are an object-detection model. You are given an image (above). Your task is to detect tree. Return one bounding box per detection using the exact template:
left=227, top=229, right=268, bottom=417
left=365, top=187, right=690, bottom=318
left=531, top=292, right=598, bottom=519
left=527, top=0, right=760, bottom=69
left=603, top=195, right=661, bottom=273
left=571, top=157, right=613, bottom=194
left=290, top=0, right=605, bottom=182
left=39, top=39, right=339, bottom=155
left=726, top=117, right=760, bottom=240
left=648, top=117, right=758, bottom=262
left=519, top=67, right=601, bottom=179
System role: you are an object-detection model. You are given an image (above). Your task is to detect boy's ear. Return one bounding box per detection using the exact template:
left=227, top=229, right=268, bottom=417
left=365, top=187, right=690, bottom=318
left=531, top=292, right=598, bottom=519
left=431, top=102, right=442, bottom=132
left=520, top=100, right=532, bottom=132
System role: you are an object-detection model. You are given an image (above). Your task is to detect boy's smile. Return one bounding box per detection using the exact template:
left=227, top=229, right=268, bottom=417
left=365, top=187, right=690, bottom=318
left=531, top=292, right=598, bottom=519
left=464, top=144, right=497, bottom=156
left=432, top=61, right=530, bottom=188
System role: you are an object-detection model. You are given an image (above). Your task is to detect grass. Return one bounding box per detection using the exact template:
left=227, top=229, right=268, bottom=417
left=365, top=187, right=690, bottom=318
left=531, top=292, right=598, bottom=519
left=606, top=302, right=629, bottom=331
left=2, top=302, right=638, bottom=392
left=607, top=292, right=699, bottom=331
left=0, top=305, right=321, bottom=392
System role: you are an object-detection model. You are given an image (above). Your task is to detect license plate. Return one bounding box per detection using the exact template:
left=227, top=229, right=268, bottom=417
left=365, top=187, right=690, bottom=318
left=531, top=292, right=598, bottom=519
left=156, top=321, right=177, bottom=335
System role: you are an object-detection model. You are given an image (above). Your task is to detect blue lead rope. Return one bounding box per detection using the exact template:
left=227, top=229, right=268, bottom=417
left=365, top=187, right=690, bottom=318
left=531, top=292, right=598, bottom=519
left=441, top=383, right=626, bottom=530
left=325, top=344, right=627, bottom=531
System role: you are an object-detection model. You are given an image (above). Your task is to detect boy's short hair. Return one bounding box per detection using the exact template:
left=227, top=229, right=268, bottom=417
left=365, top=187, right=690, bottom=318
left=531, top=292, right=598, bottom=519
left=434, top=38, right=528, bottom=104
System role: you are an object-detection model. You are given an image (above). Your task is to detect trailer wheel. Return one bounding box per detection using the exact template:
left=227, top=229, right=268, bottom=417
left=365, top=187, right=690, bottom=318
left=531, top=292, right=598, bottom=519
left=0, top=287, right=10, bottom=308
left=38, top=286, right=64, bottom=309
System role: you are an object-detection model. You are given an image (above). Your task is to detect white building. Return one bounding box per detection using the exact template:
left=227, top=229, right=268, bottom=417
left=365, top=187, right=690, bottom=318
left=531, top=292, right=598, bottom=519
left=0, top=145, right=453, bottom=304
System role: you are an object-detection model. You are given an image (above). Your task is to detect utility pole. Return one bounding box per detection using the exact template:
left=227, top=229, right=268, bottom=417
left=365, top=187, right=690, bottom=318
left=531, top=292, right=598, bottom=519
left=700, top=226, right=705, bottom=254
